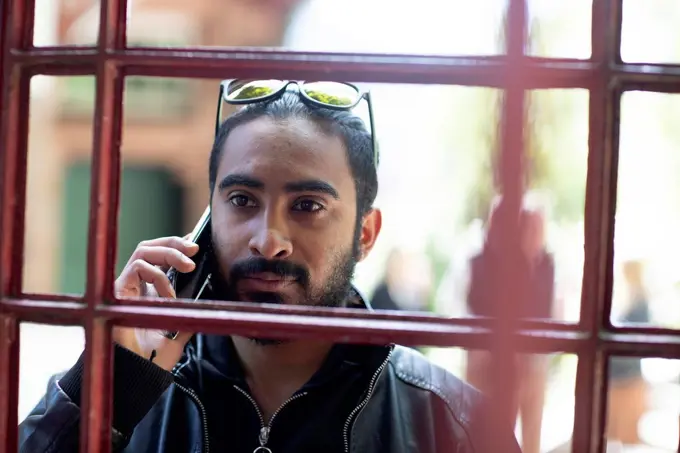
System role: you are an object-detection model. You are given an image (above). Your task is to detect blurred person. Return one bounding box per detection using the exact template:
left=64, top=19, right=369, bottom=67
left=465, top=196, right=555, bottom=453
left=370, top=247, right=433, bottom=312
left=18, top=85, right=521, bottom=452
left=606, top=260, right=651, bottom=446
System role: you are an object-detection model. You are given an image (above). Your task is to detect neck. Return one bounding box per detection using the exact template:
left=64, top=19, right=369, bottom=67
left=232, top=336, right=333, bottom=421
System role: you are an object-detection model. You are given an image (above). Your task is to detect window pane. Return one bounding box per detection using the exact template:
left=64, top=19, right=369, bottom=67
left=284, top=0, right=507, bottom=55
left=606, top=357, right=680, bottom=450
left=18, top=323, right=85, bottom=421
left=621, top=0, right=680, bottom=63
left=358, top=84, right=499, bottom=315
left=526, top=0, right=592, bottom=59
left=32, top=0, right=96, bottom=46
left=23, top=76, right=95, bottom=295
left=526, top=89, right=589, bottom=324
left=106, top=79, right=587, bottom=329
left=428, top=348, right=577, bottom=452
left=431, top=89, right=588, bottom=323
left=60, top=76, right=196, bottom=122
left=613, top=92, right=680, bottom=328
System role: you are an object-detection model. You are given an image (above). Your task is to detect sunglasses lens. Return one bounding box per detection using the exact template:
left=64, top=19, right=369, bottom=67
left=302, top=82, right=360, bottom=107
left=225, top=79, right=285, bottom=102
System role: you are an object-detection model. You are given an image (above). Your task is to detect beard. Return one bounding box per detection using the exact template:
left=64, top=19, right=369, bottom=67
left=210, top=227, right=361, bottom=346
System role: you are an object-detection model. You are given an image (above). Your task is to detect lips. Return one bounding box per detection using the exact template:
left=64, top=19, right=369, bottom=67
left=238, top=272, right=296, bottom=292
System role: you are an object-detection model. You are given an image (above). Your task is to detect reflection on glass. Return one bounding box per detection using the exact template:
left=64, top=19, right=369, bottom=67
left=427, top=349, right=577, bottom=453
left=18, top=323, right=85, bottom=420
left=526, top=0, right=592, bottom=59
left=432, top=89, right=588, bottom=323
left=356, top=84, right=500, bottom=314
left=622, top=0, right=680, bottom=64
left=614, top=92, right=680, bottom=328
left=606, top=357, right=680, bottom=451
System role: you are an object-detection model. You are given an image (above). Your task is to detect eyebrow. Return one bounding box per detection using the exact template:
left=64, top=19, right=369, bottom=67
left=285, top=180, right=339, bottom=199
left=218, top=174, right=264, bottom=192
left=218, top=173, right=339, bottom=199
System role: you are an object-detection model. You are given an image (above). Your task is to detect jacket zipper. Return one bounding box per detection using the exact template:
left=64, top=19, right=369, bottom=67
left=342, top=348, right=393, bottom=453
left=173, top=381, right=210, bottom=453
left=168, top=275, right=213, bottom=451
left=233, top=385, right=308, bottom=452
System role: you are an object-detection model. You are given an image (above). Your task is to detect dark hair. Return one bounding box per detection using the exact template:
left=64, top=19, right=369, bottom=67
left=208, top=91, right=378, bottom=217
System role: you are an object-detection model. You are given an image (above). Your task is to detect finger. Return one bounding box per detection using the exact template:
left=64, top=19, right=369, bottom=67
left=126, top=237, right=200, bottom=267
left=119, top=259, right=176, bottom=299
left=130, top=246, right=197, bottom=273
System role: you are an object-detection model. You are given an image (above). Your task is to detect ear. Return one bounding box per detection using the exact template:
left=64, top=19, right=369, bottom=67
left=357, top=208, right=382, bottom=262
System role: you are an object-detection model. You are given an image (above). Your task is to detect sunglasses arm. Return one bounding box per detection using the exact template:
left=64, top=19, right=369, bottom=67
left=215, top=84, right=225, bottom=137
left=365, top=92, right=379, bottom=167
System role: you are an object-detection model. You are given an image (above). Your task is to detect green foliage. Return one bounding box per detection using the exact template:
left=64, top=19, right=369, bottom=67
left=462, top=89, right=502, bottom=223
left=423, top=237, right=453, bottom=312
left=462, top=12, right=587, bottom=225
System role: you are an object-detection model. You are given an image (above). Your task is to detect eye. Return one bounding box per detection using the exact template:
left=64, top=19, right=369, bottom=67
left=229, top=194, right=257, bottom=208
left=292, top=199, right=324, bottom=213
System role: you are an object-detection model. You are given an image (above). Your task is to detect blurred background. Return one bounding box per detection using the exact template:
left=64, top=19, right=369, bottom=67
left=18, top=0, right=680, bottom=451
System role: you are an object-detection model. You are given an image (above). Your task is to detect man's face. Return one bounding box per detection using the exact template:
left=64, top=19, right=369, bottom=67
left=210, top=116, right=380, bottom=311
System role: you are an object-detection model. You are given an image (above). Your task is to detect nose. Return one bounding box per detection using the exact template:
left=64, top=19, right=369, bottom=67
left=248, top=212, right=293, bottom=259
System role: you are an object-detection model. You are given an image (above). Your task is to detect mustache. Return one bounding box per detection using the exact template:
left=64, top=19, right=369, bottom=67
left=229, top=257, right=310, bottom=287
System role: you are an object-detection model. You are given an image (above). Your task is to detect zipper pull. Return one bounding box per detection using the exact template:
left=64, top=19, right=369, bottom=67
left=259, top=426, right=270, bottom=446
left=253, top=427, right=272, bottom=452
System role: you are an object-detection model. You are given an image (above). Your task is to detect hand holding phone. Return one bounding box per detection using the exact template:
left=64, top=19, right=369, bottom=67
left=164, top=207, right=213, bottom=339
left=110, top=207, right=213, bottom=367
left=167, top=206, right=212, bottom=299
left=112, top=235, right=199, bottom=370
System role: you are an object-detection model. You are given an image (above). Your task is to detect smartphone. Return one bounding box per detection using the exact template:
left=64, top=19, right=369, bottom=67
left=164, top=206, right=213, bottom=340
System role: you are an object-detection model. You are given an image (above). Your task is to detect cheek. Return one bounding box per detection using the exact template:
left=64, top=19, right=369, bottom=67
left=296, top=236, right=352, bottom=281
left=210, top=205, right=247, bottom=262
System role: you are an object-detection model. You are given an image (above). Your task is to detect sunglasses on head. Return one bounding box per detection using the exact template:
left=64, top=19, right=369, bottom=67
left=215, top=79, right=379, bottom=167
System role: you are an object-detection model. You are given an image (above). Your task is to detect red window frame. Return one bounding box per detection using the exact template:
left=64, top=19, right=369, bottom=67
left=2, top=0, right=680, bottom=452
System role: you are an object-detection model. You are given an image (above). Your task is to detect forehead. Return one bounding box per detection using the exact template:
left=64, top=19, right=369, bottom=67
left=217, top=116, right=354, bottom=191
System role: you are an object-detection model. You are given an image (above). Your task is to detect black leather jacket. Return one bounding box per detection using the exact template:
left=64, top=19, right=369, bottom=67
left=19, top=304, right=521, bottom=453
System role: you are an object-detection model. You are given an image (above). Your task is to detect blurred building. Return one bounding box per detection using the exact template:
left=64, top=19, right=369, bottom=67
left=24, top=0, right=302, bottom=294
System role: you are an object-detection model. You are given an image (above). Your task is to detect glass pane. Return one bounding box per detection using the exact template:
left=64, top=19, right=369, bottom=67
left=284, top=0, right=507, bottom=55
left=431, top=89, right=588, bottom=323
left=613, top=92, right=680, bottom=328
left=356, top=84, right=499, bottom=314
left=606, top=357, right=680, bottom=450
left=113, top=80, right=505, bottom=309
left=59, top=76, right=196, bottom=121
left=23, top=76, right=95, bottom=295
left=108, top=80, right=587, bottom=327
left=37, top=0, right=510, bottom=55
left=621, top=0, right=680, bottom=63
left=33, top=0, right=100, bottom=46
left=18, top=323, right=85, bottom=421
left=428, top=348, right=577, bottom=453
left=526, top=0, right=592, bottom=59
